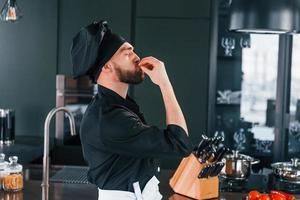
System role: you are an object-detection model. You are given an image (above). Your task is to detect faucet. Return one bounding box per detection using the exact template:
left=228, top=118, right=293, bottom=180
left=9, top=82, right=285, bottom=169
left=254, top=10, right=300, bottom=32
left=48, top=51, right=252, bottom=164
left=41, top=107, right=76, bottom=200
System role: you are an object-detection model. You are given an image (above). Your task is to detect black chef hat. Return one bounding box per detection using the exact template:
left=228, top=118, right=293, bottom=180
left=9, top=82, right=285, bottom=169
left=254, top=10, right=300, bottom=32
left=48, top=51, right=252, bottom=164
left=70, top=20, right=126, bottom=82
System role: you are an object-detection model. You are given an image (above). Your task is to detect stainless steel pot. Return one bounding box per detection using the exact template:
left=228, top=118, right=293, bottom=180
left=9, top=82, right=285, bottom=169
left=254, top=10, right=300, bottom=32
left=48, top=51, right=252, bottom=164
left=271, top=158, right=300, bottom=183
left=221, top=150, right=260, bottom=180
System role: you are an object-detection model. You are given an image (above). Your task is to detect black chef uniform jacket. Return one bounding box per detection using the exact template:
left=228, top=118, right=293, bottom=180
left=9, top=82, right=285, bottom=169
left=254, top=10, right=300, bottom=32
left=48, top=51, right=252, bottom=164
left=80, top=85, right=193, bottom=192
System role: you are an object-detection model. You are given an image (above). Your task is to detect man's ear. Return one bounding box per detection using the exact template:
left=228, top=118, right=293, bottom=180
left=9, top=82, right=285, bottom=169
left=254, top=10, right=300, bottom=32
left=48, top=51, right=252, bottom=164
left=101, top=63, right=112, bottom=73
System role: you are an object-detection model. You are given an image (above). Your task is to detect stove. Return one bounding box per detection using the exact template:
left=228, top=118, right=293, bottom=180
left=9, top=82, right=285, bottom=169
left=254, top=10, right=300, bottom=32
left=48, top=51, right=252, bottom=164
left=269, top=174, right=300, bottom=194
left=220, top=174, right=268, bottom=193
left=220, top=173, right=300, bottom=194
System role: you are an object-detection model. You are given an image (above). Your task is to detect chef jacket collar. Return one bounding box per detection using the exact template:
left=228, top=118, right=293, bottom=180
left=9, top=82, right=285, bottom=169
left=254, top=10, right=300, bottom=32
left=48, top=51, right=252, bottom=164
left=97, top=84, right=140, bottom=114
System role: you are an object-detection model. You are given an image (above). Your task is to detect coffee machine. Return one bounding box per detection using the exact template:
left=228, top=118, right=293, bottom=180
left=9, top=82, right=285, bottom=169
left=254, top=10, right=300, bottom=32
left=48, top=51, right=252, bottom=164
left=0, top=109, right=15, bottom=145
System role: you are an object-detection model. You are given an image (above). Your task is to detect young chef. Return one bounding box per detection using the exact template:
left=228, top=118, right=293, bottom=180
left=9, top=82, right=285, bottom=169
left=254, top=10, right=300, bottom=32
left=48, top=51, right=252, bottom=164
left=71, top=20, right=193, bottom=200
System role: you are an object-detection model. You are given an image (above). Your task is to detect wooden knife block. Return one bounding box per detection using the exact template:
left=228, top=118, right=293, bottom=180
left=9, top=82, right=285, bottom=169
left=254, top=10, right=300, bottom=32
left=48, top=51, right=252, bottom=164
left=169, top=154, right=219, bottom=200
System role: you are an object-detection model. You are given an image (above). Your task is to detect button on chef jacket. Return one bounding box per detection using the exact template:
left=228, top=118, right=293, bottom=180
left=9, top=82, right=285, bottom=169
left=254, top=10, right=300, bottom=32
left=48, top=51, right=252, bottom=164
left=80, top=85, right=193, bottom=192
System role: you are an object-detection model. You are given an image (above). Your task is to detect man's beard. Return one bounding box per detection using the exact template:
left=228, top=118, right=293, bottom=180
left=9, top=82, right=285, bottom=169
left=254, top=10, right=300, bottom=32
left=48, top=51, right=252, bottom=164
left=115, top=65, right=144, bottom=84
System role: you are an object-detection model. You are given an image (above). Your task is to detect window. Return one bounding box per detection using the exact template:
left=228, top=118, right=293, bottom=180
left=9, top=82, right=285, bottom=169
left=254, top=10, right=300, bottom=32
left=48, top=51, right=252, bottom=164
left=289, top=34, right=300, bottom=156
left=241, top=35, right=279, bottom=143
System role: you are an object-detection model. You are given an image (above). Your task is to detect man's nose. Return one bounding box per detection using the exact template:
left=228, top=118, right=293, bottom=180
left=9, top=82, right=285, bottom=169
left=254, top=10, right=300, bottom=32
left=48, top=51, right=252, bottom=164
left=134, top=53, right=140, bottom=63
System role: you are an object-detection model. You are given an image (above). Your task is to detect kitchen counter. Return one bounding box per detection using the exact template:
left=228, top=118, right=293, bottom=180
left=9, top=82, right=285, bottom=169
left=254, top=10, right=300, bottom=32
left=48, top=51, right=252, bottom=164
left=0, top=136, right=54, bottom=164
left=1, top=170, right=299, bottom=200
left=0, top=180, right=248, bottom=200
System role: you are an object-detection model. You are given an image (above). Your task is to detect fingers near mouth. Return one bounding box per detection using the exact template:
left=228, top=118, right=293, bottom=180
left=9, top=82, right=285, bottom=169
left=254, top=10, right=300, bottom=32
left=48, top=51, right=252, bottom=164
left=140, top=63, right=153, bottom=70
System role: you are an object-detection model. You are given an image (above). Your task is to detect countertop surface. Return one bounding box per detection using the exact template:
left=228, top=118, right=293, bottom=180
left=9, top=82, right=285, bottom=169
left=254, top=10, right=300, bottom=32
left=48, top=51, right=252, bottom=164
left=0, top=170, right=299, bottom=200
left=0, top=177, right=248, bottom=200
left=0, top=139, right=299, bottom=199
left=0, top=136, right=54, bottom=164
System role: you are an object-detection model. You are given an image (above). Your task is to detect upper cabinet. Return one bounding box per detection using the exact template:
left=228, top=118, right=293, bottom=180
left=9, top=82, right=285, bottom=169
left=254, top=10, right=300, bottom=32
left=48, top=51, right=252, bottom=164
left=136, top=0, right=211, bottom=18
left=134, top=0, right=212, bottom=168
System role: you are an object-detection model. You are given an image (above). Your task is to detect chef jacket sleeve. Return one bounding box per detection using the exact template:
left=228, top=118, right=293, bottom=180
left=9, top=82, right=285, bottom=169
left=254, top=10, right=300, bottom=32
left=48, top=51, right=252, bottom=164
left=100, top=106, right=193, bottom=158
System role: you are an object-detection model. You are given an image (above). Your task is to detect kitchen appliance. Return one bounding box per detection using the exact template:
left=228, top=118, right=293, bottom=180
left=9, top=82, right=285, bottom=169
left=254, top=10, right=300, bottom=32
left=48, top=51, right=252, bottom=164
left=222, top=150, right=260, bottom=180
left=4, top=109, right=15, bottom=145
left=0, top=109, right=5, bottom=144
left=0, top=109, right=15, bottom=145
left=220, top=172, right=300, bottom=194
left=55, top=75, right=94, bottom=145
left=269, top=173, right=300, bottom=194
left=54, top=75, right=94, bottom=165
left=220, top=174, right=268, bottom=193
left=271, top=158, right=300, bottom=183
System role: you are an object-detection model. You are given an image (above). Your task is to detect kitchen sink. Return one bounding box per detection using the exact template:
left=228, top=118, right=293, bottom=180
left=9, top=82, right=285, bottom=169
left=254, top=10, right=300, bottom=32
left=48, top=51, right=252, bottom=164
left=24, top=164, right=89, bottom=184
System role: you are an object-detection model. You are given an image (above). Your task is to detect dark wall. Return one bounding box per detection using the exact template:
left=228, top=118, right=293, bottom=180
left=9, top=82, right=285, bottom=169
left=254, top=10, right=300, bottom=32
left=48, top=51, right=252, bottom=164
left=134, top=0, right=212, bottom=168
left=0, top=0, right=57, bottom=136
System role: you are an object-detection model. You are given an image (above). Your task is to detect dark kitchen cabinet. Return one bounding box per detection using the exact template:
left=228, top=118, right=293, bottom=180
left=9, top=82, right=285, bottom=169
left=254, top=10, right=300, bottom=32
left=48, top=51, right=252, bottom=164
left=136, top=0, right=211, bottom=18
left=134, top=5, right=212, bottom=167
left=134, top=18, right=210, bottom=146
